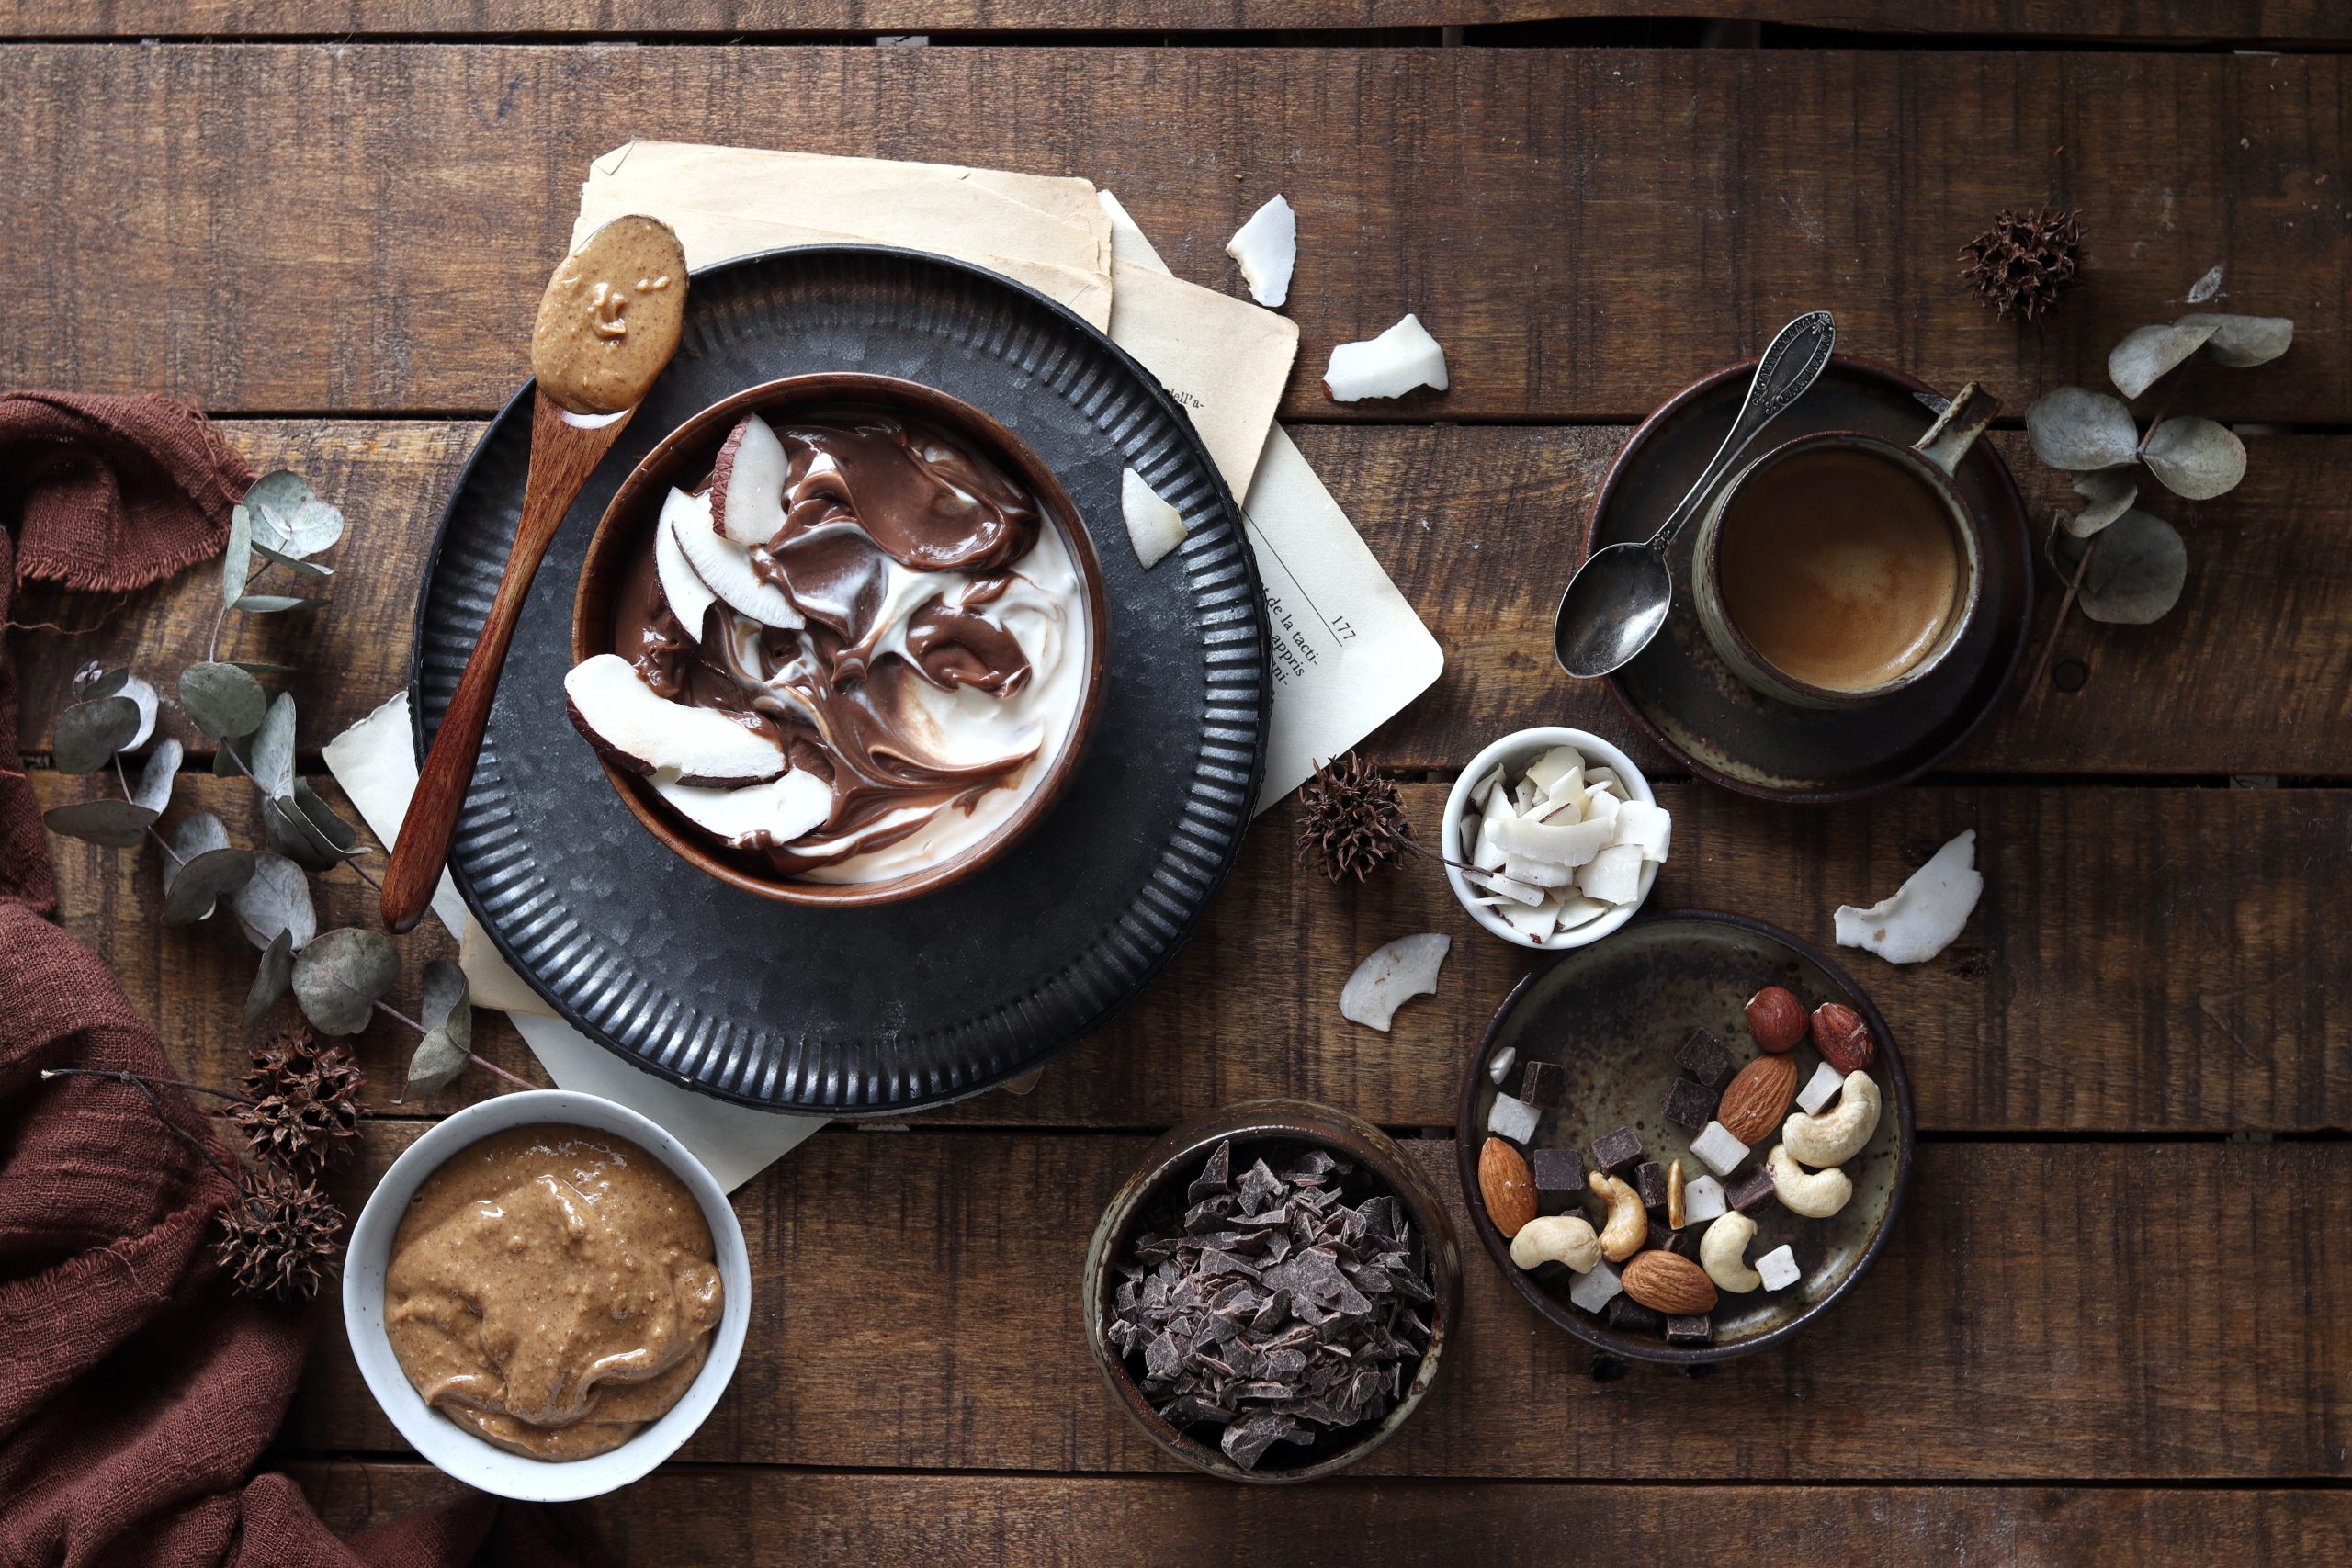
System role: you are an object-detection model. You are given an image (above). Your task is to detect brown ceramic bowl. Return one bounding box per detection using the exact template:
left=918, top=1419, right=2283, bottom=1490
left=571, top=373, right=1108, bottom=908
left=1454, top=908, right=1914, bottom=1365
left=1081, top=1100, right=1462, bottom=1484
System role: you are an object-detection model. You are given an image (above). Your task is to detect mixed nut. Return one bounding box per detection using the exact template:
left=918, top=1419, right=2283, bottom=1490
left=1477, top=980, right=1885, bottom=1346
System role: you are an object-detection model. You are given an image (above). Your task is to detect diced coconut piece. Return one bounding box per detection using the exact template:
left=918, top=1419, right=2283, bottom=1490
left=1796, top=1060, right=1846, bottom=1115
left=1120, top=468, right=1188, bottom=570
left=564, top=654, right=786, bottom=786
left=653, top=770, right=831, bottom=848
left=710, top=412, right=791, bottom=547
left=1487, top=1045, right=1517, bottom=1085
left=1689, top=1120, right=1751, bottom=1179
left=654, top=487, right=720, bottom=636
left=1502, top=899, right=1559, bottom=944
left=1500, top=853, right=1573, bottom=890
left=1323, top=313, right=1450, bottom=401
left=1523, top=746, right=1584, bottom=795
left=1340, top=931, right=1451, bottom=1032
left=1567, top=1259, right=1623, bottom=1314
left=1469, top=764, right=1505, bottom=807
left=1835, top=829, right=1983, bottom=964
left=1551, top=893, right=1613, bottom=931
left=1224, top=194, right=1297, bottom=308
left=1576, top=843, right=1645, bottom=905
left=1465, top=868, right=1545, bottom=907
left=1682, top=1174, right=1728, bottom=1225
left=1611, top=798, right=1671, bottom=862
left=1755, top=1244, right=1802, bottom=1292
left=1491, top=813, right=1613, bottom=869
left=672, top=495, right=804, bottom=628
left=1487, top=1090, right=1541, bottom=1145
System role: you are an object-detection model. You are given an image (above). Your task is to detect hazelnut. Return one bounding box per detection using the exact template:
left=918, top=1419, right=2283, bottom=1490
left=1811, top=1000, right=1876, bottom=1075
left=1745, top=986, right=1807, bottom=1053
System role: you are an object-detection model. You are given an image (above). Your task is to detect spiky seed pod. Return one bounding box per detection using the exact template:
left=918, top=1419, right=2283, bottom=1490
left=1296, top=752, right=1411, bottom=883
left=232, top=1028, right=368, bottom=1179
left=1961, top=205, right=2086, bottom=322
left=212, top=1165, right=345, bottom=1303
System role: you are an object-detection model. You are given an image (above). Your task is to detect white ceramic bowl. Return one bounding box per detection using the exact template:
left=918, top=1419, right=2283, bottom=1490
left=342, top=1089, right=751, bottom=1502
left=1440, top=726, right=1660, bottom=952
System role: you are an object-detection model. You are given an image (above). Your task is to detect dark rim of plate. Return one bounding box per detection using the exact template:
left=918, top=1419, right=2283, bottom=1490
left=1584, top=353, right=2034, bottom=804
left=1451, top=908, right=1916, bottom=1364
left=406, top=243, right=1271, bottom=1113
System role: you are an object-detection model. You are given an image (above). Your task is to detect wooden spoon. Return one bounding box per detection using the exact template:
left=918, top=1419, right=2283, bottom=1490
left=381, top=216, right=687, bottom=933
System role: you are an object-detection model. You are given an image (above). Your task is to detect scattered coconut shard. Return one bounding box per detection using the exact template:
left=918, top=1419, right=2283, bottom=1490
left=1340, top=932, right=1452, bottom=1032
left=1324, top=314, right=1449, bottom=402
left=1225, top=194, right=1297, bottom=308
left=710, top=411, right=791, bottom=547
left=1835, top=829, right=1984, bottom=964
left=1120, top=468, right=1188, bottom=570
left=563, top=653, right=786, bottom=786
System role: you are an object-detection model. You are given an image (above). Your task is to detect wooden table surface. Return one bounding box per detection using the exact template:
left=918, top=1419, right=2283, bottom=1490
left=11, top=5, right=2349, bottom=1562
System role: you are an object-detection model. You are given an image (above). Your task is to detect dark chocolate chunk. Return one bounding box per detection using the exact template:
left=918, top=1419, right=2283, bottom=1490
left=1590, top=1125, right=1644, bottom=1175
left=1678, top=1028, right=1734, bottom=1089
left=1529, top=1148, right=1586, bottom=1194
left=1726, top=1166, right=1778, bottom=1214
left=1650, top=1227, right=1690, bottom=1257
left=1662, top=1077, right=1717, bottom=1131
left=1634, top=1160, right=1669, bottom=1210
left=1517, top=1058, right=1569, bottom=1110
left=1606, top=1295, right=1664, bottom=1334
left=1664, top=1314, right=1714, bottom=1345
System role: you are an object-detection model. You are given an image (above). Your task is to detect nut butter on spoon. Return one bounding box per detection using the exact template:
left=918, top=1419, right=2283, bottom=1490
left=381, top=215, right=687, bottom=934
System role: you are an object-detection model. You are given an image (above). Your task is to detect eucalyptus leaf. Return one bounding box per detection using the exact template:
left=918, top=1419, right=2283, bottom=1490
left=420, top=958, right=472, bottom=1044
left=119, top=675, right=159, bottom=751
left=164, top=846, right=256, bottom=926
left=2064, top=468, right=2140, bottom=538
left=2142, top=416, right=2247, bottom=500
left=244, top=470, right=345, bottom=560
left=2109, top=317, right=2222, bottom=400
left=2026, top=387, right=2139, bottom=471
left=181, top=662, right=268, bottom=740
left=2203, top=313, right=2294, bottom=368
left=292, top=778, right=360, bottom=852
left=230, top=661, right=299, bottom=676
left=162, top=815, right=246, bottom=922
left=42, top=798, right=159, bottom=848
left=2052, top=510, right=2188, bottom=625
left=290, top=926, right=400, bottom=1035
left=168, top=810, right=232, bottom=862
left=253, top=544, right=334, bottom=576
left=233, top=852, right=317, bottom=951
left=54, top=696, right=141, bottom=773
left=249, top=693, right=297, bottom=796
left=132, top=738, right=183, bottom=815
left=231, top=593, right=326, bottom=615
left=73, top=663, right=130, bottom=701
left=2186, top=264, right=2225, bottom=305
left=223, top=502, right=253, bottom=606
left=406, top=1029, right=471, bottom=1099
left=245, top=929, right=294, bottom=1026
left=261, top=792, right=344, bottom=872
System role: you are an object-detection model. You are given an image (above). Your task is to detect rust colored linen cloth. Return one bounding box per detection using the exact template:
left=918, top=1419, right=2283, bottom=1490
left=0, top=393, right=607, bottom=1568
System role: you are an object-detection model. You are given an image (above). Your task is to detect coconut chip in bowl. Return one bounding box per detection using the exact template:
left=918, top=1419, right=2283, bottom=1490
left=1452, top=740, right=1669, bottom=947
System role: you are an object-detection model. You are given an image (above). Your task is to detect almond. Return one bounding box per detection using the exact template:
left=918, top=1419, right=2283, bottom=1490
left=1745, top=986, right=1807, bottom=1053
left=1622, top=1249, right=1718, bottom=1315
left=1715, top=1053, right=1800, bottom=1145
left=1478, top=1136, right=1539, bottom=1238
left=1812, top=1001, right=1877, bottom=1075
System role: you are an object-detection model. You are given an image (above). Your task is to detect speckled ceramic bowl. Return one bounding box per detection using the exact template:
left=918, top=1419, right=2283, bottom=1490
left=1082, top=1099, right=1462, bottom=1483
left=1454, top=909, right=1913, bottom=1363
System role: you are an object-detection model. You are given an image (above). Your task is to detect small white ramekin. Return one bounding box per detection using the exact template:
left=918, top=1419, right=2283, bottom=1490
left=342, top=1089, right=750, bottom=1502
left=1440, top=726, right=1659, bottom=952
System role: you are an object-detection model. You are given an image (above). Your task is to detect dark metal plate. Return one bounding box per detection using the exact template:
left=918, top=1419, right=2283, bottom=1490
left=1586, top=355, right=2034, bottom=803
left=1454, top=909, right=1915, bottom=1364
left=411, top=246, right=1270, bottom=1114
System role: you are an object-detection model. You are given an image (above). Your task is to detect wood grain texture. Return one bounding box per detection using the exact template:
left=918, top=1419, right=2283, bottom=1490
left=2, top=47, right=2344, bottom=423
left=31, top=770, right=2351, bottom=1133
left=283, top=1126, right=2352, bottom=1479
left=13, top=423, right=2351, bottom=778
left=11, top=1, right=2347, bottom=40
left=285, top=1461, right=2352, bottom=1565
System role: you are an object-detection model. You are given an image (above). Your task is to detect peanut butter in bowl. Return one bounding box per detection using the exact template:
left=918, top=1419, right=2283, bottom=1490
left=383, top=1124, right=724, bottom=1462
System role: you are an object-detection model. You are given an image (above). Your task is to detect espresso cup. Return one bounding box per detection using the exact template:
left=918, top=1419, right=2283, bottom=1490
left=1691, top=383, right=1997, bottom=709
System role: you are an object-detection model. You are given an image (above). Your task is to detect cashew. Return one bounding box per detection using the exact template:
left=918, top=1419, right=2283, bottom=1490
left=1767, top=1143, right=1853, bottom=1218
left=1589, top=1170, right=1648, bottom=1261
left=1509, top=1213, right=1600, bottom=1274
left=1700, top=1210, right=1761, bottom=1293
left=1781, top=1069, right=1881, bottom=1168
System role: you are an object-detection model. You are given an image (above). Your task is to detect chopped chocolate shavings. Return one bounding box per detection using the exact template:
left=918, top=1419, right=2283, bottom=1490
left=1107, top=1138, right=1435, bottom=1471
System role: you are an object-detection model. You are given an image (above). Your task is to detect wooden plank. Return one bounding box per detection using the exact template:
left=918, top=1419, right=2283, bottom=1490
left=13, top=423, right=2352, bottom=779
left=285, top=1461, right=2352, bottom=1563
left=281, top=1128, right=2352, bottom=1479
left=2, top=47, right=2343, bottom=423
left=9, top=1, right=2345, bottom=42
left=31, top=770, right=2352, bottom=1133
